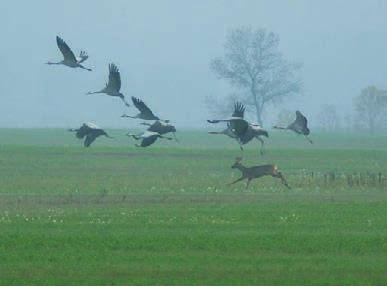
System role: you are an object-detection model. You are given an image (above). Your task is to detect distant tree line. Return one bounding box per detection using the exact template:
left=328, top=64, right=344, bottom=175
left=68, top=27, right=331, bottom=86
left=353, top=86, right=387, bottom=133
left=313, top=86, right=387, bottom=133
left=207, top=26, right=387, bottom=133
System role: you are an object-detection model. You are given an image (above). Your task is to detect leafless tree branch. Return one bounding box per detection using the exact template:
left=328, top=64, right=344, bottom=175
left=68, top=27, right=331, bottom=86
left=208, top=26, right=302, bottom=125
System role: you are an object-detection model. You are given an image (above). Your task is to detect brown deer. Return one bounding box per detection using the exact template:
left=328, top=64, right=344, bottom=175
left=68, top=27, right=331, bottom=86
left=229, top=157, right=291, bottom=189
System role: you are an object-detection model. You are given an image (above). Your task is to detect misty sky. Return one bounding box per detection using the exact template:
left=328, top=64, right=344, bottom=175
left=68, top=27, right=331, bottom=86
left=1, top=0, right=387, bottom=128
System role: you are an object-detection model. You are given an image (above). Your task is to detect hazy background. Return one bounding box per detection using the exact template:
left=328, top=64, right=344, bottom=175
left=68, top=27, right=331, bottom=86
left=1, top=0, right=387, bottom=128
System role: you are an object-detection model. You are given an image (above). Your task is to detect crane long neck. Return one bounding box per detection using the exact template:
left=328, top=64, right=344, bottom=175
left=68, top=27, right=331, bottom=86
left=121, top=114, right=136, bottom=118
left=87, top=91, right=103, bottom=95
left=208, top=131, right=222, bottom=135
left=46, top=61, right=61, bottom=65
left=273, top=126, right=287, bottom=130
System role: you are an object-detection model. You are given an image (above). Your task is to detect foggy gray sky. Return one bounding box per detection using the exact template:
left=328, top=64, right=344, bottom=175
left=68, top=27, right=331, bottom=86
left=1, top=0, right=387, bottom=128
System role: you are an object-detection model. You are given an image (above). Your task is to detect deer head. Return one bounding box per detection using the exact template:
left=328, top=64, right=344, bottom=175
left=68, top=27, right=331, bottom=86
left=231, top=157, right=243, bottom=169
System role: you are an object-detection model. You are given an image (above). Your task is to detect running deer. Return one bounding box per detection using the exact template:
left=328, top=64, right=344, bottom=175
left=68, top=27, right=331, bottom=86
left=229, top=157, right=291, bottom=189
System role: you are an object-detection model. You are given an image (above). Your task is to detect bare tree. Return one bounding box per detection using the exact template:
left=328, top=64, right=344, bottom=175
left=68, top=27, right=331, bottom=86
left=210, top=26, right=302, bottom=126
left=318, top=104, right=340, bottom=132
left=353, top=86, right=387, bottom=133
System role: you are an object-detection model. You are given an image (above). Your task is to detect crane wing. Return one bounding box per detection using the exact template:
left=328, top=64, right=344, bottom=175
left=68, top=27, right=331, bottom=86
left=289, top=111, right=310, bottom=135
left=207, top=102, right=245, bottom=124
left=232, top=102, right=245, bottom=118
left=77, top=51, right=89, bottom=63
left=56, top=36, right=77, bottom=63
left=230, top=119, right=249, bottom=136
left=106, top=63, right=121, bottom=92
left=131, top=97, right=157, bottom=117
left=84, top=133, right=98, bottom=147
left=140, top=135, right=159, bottom=147
left=75, top=124, right=93, bottom=139
left=146, top=121, right=162, bottom=132
left=295, top=111, right=308, bottom=126
left=207, top=118, right=248, bottom=136
left=84, top=122, right=101, bottom=130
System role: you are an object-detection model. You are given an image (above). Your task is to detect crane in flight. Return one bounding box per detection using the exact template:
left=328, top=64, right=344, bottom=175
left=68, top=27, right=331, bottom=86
left=208, top=102, right=269, bottom=154
left=127, top=131, right=173, bottom=147
left=121, top=97, right=161, bottom=120
left=46, top=36, right=91, bottom=71
left=87, top=63, right=130, bottom=107
left=69, top=123, right=113, bottom=147
left=273, top=111, right=313, bottom=144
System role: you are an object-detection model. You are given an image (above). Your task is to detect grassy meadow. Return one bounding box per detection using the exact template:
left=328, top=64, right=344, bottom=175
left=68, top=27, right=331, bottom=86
left=0, top=129, right=386, bottom=285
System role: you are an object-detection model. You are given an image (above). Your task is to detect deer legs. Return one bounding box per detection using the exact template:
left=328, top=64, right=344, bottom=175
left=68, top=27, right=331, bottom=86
left=229, top=174, right=290, bottom=189
left=228, top=177, right=252, bottom=189
left=245, top=178, right=252, bottom=189
left=274, top=172, right=291, bottom=189
left=228, top=177, right=245, bottom=186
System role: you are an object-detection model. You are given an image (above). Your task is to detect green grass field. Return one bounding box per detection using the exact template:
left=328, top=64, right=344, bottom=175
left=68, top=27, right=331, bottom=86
left=0, top=129, right=386, bottom=285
